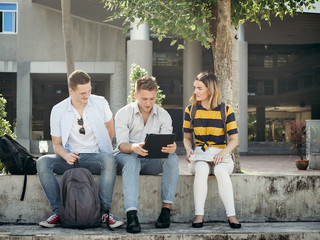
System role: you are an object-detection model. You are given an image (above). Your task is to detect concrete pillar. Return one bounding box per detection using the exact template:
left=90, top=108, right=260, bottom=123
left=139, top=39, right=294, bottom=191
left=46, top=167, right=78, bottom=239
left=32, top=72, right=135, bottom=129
left=182, top=41, right=202, bottom=109
left=110, top=62, right=126, bottom=115
left=16, top=61, right=32, bottom=150
left=238, top=24, right=248, bottom=155
left=285, top=121, right=291, bottom=142
left=127, top=21, right=152, bottom=95
left=256, top=106, right=266, bottom=141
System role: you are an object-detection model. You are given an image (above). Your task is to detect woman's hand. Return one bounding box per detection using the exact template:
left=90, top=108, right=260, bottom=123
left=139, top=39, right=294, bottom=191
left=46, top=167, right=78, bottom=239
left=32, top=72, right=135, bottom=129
left=213, top=151, right=227, bottom=165
left=183, top=132, right=193, bottom=163
left=185, top=148, right=194, bottom=163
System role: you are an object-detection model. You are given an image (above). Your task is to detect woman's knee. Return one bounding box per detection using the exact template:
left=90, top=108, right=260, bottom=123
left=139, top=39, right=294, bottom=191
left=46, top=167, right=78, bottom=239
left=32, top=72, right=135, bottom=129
left=213, top=164, right=229, bottom=177
left=194, top=161, right=210, bottom=175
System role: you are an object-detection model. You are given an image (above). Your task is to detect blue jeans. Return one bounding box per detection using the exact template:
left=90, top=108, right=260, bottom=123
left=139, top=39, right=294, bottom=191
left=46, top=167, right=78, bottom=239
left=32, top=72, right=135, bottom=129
left=36, top=153, right=116, bottom=214
left=116, top=152, right=179, bottom=212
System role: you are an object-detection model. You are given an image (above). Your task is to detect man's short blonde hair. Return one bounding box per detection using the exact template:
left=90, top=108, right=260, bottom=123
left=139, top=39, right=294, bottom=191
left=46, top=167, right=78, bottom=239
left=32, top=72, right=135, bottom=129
left=135, top=76, right=158, bottom=92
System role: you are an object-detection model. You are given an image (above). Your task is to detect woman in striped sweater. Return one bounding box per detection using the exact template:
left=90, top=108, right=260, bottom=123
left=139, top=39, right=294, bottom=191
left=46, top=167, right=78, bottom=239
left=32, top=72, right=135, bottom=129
left=183, top=71, right=241, bottom=229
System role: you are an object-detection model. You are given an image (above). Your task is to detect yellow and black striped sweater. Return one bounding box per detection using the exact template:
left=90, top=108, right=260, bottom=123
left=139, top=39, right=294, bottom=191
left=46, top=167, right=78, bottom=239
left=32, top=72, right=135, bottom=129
left=183, top=104, right=238, bottom=150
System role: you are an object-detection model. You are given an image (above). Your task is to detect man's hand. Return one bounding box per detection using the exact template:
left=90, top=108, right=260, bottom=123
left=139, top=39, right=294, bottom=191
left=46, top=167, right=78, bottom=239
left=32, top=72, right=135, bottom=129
left=132, top=142, right=148, bottom=156
left=64, top=152, right=80, bottom=165
left=161, top=142, right=177, bottom=154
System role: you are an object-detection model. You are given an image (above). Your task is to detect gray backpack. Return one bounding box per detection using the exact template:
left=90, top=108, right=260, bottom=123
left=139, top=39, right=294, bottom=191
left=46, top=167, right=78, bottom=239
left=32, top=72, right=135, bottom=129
left=59, top=162, right=101, bottom=229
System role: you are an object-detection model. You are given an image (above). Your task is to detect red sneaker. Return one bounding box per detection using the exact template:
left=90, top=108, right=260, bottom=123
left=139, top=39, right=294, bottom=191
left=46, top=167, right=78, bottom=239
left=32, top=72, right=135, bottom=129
left=102, top=213, right=124, bottom=229
left=39, top=214, right=60, bottom=228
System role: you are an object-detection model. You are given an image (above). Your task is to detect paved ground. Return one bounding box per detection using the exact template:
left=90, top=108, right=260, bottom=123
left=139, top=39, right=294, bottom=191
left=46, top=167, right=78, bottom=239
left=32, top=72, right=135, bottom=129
left=178, top=154, right=320, bottom=175
left=0, top=222, right=319, bottom=239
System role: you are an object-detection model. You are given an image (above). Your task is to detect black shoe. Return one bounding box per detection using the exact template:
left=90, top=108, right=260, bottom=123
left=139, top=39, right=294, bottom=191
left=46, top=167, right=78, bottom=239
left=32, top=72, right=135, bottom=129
left=192, top=220, right=204, bottom=228
left=155, top=207, right=171, bottom=228
left=228, top=220, right=241, bottom=229
left=126, top=210, right=141, bottom=233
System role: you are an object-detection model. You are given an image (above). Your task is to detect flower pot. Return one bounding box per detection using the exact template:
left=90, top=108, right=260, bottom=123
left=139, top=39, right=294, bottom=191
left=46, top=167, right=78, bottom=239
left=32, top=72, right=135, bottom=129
left=296, top=160, right=309, bottom=170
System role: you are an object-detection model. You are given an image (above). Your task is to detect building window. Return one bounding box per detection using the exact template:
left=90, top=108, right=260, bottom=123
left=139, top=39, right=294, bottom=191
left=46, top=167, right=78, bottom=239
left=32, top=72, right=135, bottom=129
left=0, top=3, right=17, bottom=33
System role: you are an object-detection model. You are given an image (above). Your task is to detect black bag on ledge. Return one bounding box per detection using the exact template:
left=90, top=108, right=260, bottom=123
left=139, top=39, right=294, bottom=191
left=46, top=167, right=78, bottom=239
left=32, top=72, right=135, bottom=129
left=0, top=134, right=38, bottom=201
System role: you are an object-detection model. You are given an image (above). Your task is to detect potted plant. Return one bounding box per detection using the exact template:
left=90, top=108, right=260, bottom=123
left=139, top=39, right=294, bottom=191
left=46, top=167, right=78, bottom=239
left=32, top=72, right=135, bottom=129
left=290, top=120, right=309, bottom=170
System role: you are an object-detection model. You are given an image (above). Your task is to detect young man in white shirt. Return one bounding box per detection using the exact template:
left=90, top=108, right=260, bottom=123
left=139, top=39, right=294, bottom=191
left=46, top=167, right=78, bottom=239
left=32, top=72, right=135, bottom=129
left=115, top=76, right=179, bottom=233
left=37, top=70, right=123, bottom=229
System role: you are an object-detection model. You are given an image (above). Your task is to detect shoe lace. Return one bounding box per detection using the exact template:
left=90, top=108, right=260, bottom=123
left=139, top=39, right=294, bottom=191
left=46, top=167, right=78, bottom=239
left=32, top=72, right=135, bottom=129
left=103, top=213, right=115, bottom=222
left=47, top=214, right=58, bottom=222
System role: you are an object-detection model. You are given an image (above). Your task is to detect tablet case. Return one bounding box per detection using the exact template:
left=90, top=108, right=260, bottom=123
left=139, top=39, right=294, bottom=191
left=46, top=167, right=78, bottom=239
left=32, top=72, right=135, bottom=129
left=138, top=133, right=176, bottom=158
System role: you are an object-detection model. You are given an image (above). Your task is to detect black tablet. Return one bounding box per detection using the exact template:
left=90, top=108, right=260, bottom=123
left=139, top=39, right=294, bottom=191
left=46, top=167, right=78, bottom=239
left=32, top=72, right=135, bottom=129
left=138, top=133, right=176, bottom=158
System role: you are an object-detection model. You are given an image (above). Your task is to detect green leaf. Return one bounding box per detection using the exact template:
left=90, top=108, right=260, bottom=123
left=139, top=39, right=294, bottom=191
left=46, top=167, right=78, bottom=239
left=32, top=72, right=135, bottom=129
left=177, top=44, right=185, bottom=50
left=170, top=39, right=177, bottom=46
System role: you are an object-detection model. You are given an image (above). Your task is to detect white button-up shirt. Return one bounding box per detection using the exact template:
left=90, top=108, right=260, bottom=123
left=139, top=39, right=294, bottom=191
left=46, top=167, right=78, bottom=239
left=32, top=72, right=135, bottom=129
left=114, top=101, right=173, bottom=153
left=50, top=94, right=113, bottom=153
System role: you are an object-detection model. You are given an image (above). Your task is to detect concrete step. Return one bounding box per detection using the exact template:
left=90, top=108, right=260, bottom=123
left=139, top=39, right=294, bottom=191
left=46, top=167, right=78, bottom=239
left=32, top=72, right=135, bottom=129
left=0, top=222, right=319, bottom=240
left=1, top=174, right=320, bottom=224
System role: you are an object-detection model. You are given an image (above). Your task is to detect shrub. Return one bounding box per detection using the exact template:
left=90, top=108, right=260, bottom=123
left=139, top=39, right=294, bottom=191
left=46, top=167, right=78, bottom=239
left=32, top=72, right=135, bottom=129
left=0, top=94, right=16, bottom=173
left=127, top=64, right=165, bottom=106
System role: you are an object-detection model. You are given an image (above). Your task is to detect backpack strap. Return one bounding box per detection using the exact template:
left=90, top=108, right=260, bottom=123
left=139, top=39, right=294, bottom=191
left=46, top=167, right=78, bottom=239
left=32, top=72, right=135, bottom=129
left=221, top=102, right=227, bottom=144
left=106, top=209, right=114, bottom=231
left=20, top=175, right=27, bottom=201
left=189, top=105, right=197, bottom=149
left=190, top=105, right=197, bottom=131
left=74, top=159, right=80, bottom=168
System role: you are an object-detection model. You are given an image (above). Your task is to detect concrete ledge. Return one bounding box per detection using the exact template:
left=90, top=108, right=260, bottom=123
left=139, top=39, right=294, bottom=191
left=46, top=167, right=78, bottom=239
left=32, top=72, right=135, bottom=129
left=0, top=174, right=319, bottom=224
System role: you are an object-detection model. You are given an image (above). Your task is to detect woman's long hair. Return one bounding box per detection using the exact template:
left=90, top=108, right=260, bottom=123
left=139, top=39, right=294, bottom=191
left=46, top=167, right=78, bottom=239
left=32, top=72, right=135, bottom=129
left=189, top=72, right=221, bottom=110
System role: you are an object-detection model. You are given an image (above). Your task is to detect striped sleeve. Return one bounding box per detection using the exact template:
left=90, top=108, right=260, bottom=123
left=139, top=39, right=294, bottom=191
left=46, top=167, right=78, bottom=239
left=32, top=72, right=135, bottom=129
left=183, top=105, right=192, bottom=133
left=226, top=105, right=238, bottom=135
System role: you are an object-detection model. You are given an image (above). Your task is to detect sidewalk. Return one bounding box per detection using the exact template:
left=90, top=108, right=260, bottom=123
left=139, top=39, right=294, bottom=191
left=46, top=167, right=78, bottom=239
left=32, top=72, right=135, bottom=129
left=0, top=222, right=319, bottom=240
left=178, top=154, right=320, bottom=175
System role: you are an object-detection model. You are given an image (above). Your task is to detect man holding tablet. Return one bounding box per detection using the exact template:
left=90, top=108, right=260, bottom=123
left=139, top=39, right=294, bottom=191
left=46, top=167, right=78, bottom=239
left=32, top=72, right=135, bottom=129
left=114, top=76, right=179, bottom=233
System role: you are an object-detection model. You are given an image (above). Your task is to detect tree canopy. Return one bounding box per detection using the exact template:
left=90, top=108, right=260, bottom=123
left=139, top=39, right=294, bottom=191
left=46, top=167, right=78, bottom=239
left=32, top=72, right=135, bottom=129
left=103, top=0, right=317, bottom=49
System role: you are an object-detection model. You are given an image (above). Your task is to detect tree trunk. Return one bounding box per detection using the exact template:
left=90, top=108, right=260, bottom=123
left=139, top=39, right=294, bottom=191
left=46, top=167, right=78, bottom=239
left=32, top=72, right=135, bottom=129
left=210, top=0, right=241, bottom=173
left=61, top=0, right=75, bottom=85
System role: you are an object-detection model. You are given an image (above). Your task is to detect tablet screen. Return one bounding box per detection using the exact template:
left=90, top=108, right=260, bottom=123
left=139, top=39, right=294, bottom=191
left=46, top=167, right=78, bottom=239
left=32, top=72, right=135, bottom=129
left=138, top=133, right=176, bottom=158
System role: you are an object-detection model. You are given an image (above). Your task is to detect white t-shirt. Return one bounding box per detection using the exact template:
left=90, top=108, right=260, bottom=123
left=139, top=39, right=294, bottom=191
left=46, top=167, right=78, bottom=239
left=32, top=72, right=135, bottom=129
left=67, top=108, right=99, bottom=153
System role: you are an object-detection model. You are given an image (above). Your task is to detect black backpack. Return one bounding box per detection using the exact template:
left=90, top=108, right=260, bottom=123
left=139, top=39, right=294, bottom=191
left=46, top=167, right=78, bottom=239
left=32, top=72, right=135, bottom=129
left=59, top=161, right=101, bottom=229
left=0, top=134, right=38, bottom=201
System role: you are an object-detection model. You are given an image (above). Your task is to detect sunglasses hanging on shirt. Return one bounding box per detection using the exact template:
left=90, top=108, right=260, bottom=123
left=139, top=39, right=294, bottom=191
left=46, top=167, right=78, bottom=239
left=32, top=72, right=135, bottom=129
left=78, top=117, right=85, bottom=135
